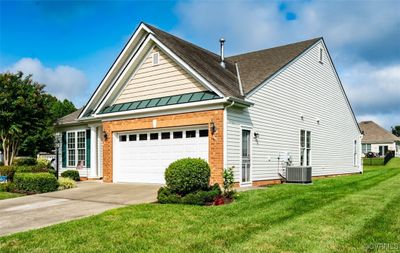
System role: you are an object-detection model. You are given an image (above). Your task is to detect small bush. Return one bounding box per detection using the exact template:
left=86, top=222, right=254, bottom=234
left=13, top=157, right=37, bottom=166
left=61, top=170, right=80, bottom=181
left=157, top=187, right=181, bottom=204
left=58, top=177, right=77, bottom=190
left=0, top=166, right=16, bottom=181
left=223, top=167, right=236, bottom=198
left=0, top=182, right=14, bottom=192
left=13, top=173, right=58, bottom=193
left=165, top=158, right=210, bottom=195
left=16, top=165, right=50, bottom=173
left=37, top=158, right=51, bottom=168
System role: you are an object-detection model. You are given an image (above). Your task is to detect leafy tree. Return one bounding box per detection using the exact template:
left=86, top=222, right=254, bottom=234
left=392, top=126, right=400, bottom=137
left=0, top=72, right=76, bottom=163
left=0, top=72, right=48, bottom=165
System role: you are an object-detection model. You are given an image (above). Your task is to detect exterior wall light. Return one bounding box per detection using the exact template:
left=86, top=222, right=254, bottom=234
left=210, top=122, right=217, bottom=135
left=254, top=132, right=260, bottom=139
left=103, top=131, right=108, bottom=140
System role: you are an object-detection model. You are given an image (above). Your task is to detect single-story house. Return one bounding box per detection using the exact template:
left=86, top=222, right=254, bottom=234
left=55, top=22, right=362, bottom=187
left=359, top=121, right=400, bottom=157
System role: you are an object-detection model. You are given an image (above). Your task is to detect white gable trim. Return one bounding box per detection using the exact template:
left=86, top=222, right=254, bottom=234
left=93, top=33, right=224, bottom=115
left=79, top=23, right=151, bottom=119
left=246, top=39, right=361, bottom=134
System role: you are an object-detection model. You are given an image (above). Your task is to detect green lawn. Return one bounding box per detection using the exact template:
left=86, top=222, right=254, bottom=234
left=0, top=192, right=22, bottom=200
left=1, top=159, right=400, bottom=253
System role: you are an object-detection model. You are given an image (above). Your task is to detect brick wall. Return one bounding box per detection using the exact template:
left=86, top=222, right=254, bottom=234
left=102, top=109, right=224, bottom=184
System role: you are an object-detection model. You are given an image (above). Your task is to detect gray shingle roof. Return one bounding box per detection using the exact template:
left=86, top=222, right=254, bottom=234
left=359, top=121, right=400, bottom=144
left=55, top=108, right=83, bottom=126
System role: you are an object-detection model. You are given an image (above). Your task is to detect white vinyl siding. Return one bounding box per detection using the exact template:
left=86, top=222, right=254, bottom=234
left=115, top=46, right=206, bottom=104
left=226, top=41, right=361, bottom=183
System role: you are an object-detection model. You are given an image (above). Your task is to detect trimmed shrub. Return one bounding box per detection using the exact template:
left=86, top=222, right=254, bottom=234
left=157, top=187, right=181, bottom=204
left=0, top=182, right=14, bottom=192
left=0, top=166, right=16, bottom=181
left=181, top=188, right=221, bottom=205
left=13, top=157, right=37, bottom=166
left=164, top=158, right=210, bottom=194
left=13, top=173, right=58, bottom=193
left=58, top=177, right=77, bottom=190
left=37, top=158, right=51, bottom=168
left=61, top=170, right=80, bottom=181
left=16, top=165, right=50, bottom=173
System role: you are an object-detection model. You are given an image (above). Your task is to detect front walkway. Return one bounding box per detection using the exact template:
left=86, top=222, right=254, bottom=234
left=0, top=181, right=161, bottom=236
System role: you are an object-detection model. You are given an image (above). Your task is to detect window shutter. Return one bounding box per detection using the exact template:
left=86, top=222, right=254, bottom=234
left=86, top=129, right=91, bottom=168
left=62, top=132, right=67, bottom=167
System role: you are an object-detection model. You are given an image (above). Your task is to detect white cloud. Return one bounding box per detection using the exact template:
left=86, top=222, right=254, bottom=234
left=173, top=0, right=400, bottom=128
left=4, top=58, right=89, bottom=105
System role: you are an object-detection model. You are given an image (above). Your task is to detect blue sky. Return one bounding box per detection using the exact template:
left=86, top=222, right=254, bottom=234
left=1, top=0, right=399, bottom=129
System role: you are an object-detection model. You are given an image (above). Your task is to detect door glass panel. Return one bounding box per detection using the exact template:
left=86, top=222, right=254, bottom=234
left=241, top=130, right=251, bottom=183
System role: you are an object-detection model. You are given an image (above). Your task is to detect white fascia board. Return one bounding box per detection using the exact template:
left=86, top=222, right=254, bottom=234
left=150, top=35, right=225, bottom=98
left=95, top=98, right=228, bottom=120
left=79, top=23, right=151, bottom=119
left=93, top=35, right=155, bottom=115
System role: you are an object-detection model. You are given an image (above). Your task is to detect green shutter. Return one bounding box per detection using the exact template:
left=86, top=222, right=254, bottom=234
left=62, top=132, right=67, bottom=167
left=86, top=129, right=91, bottom=168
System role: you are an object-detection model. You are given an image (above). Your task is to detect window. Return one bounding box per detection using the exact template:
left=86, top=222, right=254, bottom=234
left=161, top=132, right=170, bottom=139
left=186, top=130, right=196, bottom=138
left=300, top=130, right=311, bottom=166
left=354, top=140, right=358, bottom=166
left=150, top=133, right=159, bottom=140
left=67, top=132, right=76, bottom=167
left=173, top=131, right=183, bottom=139
left=67, top=130, right=86, bottom=167
left=319, top=47, right=323, bottom=63
left=119, top=135, right=127, bottom=142
left=129, top=134, right=137, bottom=141
left=152, top=52, right=159, bottom=65
left=139, top=134, right=147, bottom=141
left=199, top=129, right=209, bottom=137
left=362, top=144, right=371, bottom=154
left=77, top=131, right=86, bottom=166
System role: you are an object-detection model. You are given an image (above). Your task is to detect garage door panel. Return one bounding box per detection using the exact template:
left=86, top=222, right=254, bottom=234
left=114, top=128, right=208, bottom=183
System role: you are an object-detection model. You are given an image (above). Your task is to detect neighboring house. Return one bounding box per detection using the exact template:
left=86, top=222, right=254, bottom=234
left=55, top=22, right=362, bottom=187
left=359, top=121, right=400, bottom=157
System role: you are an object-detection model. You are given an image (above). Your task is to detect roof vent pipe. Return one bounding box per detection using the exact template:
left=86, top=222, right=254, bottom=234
left=219, top=38, right=225, bottom=68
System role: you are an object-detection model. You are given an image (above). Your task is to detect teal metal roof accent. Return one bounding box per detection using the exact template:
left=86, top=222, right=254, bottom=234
left=99, top=91, right=220, bottom=115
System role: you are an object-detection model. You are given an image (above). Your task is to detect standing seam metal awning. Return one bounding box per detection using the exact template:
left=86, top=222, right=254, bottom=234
left=98, top=91, right=220, bottom=114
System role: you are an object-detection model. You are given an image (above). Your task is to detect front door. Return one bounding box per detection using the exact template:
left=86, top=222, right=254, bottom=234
left=379, top=145, right=388, bottom=156
left=241, top=129, right=251, bottom=184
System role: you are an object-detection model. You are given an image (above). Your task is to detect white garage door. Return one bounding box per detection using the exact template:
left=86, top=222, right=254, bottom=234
left=113, top=127, right=209, bottom=183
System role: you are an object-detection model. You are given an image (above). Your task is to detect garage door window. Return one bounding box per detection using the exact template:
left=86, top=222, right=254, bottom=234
left=161, top=132, right=170, bottom=139
left=129, top=134, right=137, bottom=141
left=139, top=134, right=148, bottom=141
left=186, top=130, right=196, bottom=138
left=150, top=133, right=159, bottom=140
left=199, top=129, right=209, bottom=137
left=119, top=135, right=127, bottom=142
left=173, top=131, right=183, bottom=139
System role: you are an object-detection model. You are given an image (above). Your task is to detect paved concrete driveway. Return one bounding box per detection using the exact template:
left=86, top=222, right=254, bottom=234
left=0, top=181, right=161, bottom=236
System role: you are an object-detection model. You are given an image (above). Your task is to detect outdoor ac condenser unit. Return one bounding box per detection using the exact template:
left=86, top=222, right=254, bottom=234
left=286, top=166, right=312, bottom=183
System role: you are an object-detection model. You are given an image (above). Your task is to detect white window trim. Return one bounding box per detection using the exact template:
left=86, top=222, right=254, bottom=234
left=66, top=130, right=87, bottom=168
left=319, top=46, right=324, bottom=63
left=299, top=130, right=312, bottom=166
left=353, top=139, right=358, bottom=167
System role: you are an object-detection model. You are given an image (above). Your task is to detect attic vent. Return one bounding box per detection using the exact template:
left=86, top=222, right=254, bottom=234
left=152, top=52, right=159, bottom=66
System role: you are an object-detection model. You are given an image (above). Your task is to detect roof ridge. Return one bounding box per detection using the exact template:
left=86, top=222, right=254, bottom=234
left=228, top=37, right=322, bottom=59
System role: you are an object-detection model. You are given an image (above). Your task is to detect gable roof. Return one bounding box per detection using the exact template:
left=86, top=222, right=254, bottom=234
left=227, top=38, right=321, bottom=94
left=359, top=121, right=400, bottom=144
left=145, top=23, right=320, bottom=97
